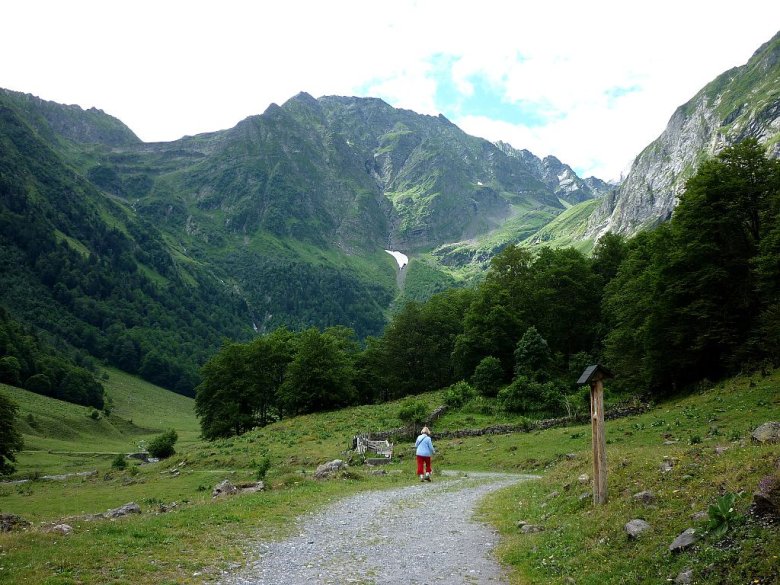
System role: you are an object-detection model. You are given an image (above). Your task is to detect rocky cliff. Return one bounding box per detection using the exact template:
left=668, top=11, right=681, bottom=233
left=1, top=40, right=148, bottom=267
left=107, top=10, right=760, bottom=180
left=586, top=31, right=780, bottom=238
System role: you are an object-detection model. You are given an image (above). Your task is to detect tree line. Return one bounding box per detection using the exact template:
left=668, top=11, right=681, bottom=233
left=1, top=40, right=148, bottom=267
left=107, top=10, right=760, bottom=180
left=195, top=140, right=780, bottom=439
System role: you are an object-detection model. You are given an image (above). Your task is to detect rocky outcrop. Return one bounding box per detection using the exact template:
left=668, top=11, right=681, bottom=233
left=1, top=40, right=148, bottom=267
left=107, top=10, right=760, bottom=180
left=586, top=31, right=780, bottom=239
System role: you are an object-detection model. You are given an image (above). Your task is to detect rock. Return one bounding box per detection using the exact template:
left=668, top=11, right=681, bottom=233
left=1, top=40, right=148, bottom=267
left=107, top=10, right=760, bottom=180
left=238, top=481, right=265, bottom=494
left=753, top=474, right=780, bottom=516
left=633, top=490, right=656, bottom=504
left=674, top=568, right=693, bottom=584
left=578, top=492, right=592, bottom=502
left=314, top=459, right=346, bottom=479
left=0, top=514, right=30, bottom=532
left=714, top=446, right=729, bottom=456
left=104, top=502, right=141, bottom=518
left=624, top=519, right=651, bottom=539
left=660, top=461, right=674, bottom=473
left=521, top=524, right=544, bottom=534
left=691, top=510, right=708, bottom=522
left=751, top=422, right=780, bottom=444
left=47, top=524, right=73, bottom=535
left=516, top=520, right=528, bottom=529
left=126, top=452, right=149, bottom=462
left=546, top=490, right=560, bottom=499
left=669, top=528, right=698, bottom=553
left=212, top=480, right=238, bottom=498
left=565, top=453, right=577, bottom=460
left=578, top=473, right=590, bottom=484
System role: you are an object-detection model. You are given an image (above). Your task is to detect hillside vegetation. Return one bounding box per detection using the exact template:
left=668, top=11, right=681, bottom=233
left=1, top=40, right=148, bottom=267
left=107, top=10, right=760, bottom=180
left=0, top=367, right=777, bottom=584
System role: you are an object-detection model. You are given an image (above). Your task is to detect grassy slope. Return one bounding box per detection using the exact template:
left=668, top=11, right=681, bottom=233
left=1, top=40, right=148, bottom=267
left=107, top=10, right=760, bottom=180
left=0, top=370, right=777, bottom=584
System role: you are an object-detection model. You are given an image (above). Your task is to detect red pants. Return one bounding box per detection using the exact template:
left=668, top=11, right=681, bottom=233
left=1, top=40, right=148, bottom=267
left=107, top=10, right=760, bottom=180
left=416, top=455, right=432, bottom=475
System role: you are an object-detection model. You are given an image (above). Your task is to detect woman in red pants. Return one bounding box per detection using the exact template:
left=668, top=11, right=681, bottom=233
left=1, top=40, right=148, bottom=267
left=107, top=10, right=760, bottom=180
left=415, top=426, right=435, bottom=481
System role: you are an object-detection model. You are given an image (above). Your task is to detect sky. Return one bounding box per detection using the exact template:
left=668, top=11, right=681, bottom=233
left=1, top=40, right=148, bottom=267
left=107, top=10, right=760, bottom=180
left=2, top=1, right=779, bottom=181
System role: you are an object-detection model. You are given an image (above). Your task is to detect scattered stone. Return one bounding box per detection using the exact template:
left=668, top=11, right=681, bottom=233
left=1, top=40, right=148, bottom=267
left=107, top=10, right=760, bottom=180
left=516, top=520, right=528, bottom=529
left=565, top=453, right=577, bottom=460
left=521, top=524, right=544, bottom=534
left=751, top=422, right=780, bottom=444
left=0, top=514, right=30, bottom=532
left=660, top=461, right=674, bottom=473
left=157, top=502, right=178, bottom=513
left=633, top=490, right=656, bottom=504
left=370, top=469, right=387, bottom=476
left=212, top=480, right=238, bottom=498
left=663, top=440, right=679, bottom=445
left=237, top=481, right=265, bottom=494
left=47, top=524, right=73, bottom=535
left=624, top=519, right=651, bottom=539
left=578, top=473, right=590, bottom=485
left=578, top=492, right=592, bottom=502
left=669, top=528, right=698, bottom=553
left=691, top=510, right=708, bottom=522
left=714, top=446, right=729, bottom=456
left=314, top=459, right=346, bottom=479
left=546, top=490, right=560, bottom=499
left=753, top=474, right=780, bottom=517
left=674, top=568, right=693, bottom=584
left=104, top=502, right=141, bottom=518
left=127, top=452, right=150, bottom=462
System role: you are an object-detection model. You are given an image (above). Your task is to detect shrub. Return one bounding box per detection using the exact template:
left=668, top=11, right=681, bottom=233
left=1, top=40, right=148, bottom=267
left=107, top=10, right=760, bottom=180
left=256, top=455, right=271, bottom=480
left=147, top=429, right=178, bottom=459
left=111, top=453, right=128, bottom=470
left=444, top=381, right=476, bottom=408
left=397, top=399, right=428, bottom=428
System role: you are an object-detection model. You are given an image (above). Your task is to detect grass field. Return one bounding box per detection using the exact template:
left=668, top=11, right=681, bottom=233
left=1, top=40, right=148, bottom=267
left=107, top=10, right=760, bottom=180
left=0, top=368, right=777, bottom=584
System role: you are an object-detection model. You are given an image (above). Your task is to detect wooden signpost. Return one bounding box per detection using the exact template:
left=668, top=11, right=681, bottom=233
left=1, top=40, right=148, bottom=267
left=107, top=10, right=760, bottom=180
left=577, top=364, right=613, bottom=505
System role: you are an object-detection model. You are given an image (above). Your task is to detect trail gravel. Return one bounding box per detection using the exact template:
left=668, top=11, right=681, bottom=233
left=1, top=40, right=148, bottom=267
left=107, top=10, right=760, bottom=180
left=218, top=471, right=537, bottom=585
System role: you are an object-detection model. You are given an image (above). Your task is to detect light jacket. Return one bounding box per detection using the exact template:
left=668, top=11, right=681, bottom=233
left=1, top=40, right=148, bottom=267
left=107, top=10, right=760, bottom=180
left=415, top=433, right=435, bottom=457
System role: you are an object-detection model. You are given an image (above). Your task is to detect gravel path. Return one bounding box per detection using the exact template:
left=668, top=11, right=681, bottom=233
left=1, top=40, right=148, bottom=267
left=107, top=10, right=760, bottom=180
left=219, top=472, right=537, bottom=585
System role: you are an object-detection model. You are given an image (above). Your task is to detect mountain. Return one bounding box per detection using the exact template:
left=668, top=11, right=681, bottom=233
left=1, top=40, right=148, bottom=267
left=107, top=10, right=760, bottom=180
left=587, top=31, right=780, bottom=238
left=0, top=87, right=603, bottom=394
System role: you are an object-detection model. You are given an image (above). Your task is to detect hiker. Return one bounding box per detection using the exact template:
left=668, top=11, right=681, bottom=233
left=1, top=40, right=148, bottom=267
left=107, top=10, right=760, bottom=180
left=415, top=426, right=435, bottom=482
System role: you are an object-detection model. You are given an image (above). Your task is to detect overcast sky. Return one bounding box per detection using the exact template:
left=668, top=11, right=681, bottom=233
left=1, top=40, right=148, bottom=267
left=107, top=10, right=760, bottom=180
left=2, top=1, right=778, bottom=180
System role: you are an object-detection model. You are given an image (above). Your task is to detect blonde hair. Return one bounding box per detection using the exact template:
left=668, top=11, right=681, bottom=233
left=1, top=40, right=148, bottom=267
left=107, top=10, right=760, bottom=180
left=420, top=426, right=431, bottom=435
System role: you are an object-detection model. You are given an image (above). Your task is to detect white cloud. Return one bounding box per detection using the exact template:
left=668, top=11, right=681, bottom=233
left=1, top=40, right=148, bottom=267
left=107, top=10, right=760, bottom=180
left=1, top=0, right=778, bottom=180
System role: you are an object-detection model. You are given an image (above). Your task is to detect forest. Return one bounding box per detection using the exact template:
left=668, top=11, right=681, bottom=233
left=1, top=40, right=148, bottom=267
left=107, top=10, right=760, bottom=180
left=194, top=140, right=780, bottom=439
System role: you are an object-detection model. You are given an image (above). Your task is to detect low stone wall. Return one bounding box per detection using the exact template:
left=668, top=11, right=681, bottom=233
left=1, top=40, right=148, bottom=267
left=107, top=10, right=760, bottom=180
left=363, top=402, right=649, bottom=443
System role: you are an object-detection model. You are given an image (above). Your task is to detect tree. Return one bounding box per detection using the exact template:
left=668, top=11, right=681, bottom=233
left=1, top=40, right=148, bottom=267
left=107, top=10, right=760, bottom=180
left=514, top=326, right=552, bottom=380
left=278, top=328, right=356, bottom=415
left=0, top=391, right=23, bottom=475
left=471, top=356, right=504, bottom=397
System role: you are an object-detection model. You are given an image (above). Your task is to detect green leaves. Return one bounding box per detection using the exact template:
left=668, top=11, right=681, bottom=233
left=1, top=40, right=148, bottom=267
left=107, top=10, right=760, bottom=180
left=707, top=492, right=741, bottom=538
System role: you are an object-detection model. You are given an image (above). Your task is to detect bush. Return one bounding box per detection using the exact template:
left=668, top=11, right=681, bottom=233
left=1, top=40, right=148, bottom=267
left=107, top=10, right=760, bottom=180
left=111, top=453, right=128, bottom=470
left=397, top=399, right=428, bottom=428
left=256, top=455, right=271, bottom=480
left=498, top=376, right=566, bottom=416
left=147, top=429, right=178, bottom=459
left=444, top=381, right=476, bottom=408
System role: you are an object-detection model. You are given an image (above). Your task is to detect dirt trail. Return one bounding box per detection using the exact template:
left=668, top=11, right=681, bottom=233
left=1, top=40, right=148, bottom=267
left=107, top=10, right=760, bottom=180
left=219, top=472, right=538, bottom=585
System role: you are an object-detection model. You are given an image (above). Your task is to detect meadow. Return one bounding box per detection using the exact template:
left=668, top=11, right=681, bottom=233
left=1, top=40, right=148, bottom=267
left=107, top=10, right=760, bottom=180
left=0, top=368, right=777, bottom=584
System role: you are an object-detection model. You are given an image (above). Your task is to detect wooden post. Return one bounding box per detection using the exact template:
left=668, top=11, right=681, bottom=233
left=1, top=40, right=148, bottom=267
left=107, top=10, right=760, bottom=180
left=590, top=378, right=607, bottom=505
left=577, top=364, right=613, bottom=506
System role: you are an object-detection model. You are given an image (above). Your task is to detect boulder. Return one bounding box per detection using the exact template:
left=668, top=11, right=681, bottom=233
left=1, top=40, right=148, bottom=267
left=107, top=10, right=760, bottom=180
left=674, top=568, right=693, bottom=584
left=237, top=481, right=265, bottom=494
left=104, top=502, right=141, bottom=518
left=521, top=524, right=544, bottom=534
left=751, top=422, right=780, bottom=444
left=314, top=459, right=346, bottom=479
left=753, top=474, right=780, bottom=517
left=47, top=524, right=73, bottom=535
left=633, top=490, right=656, bottom=504
left=578, top=473, right=590, bottom=485
left=669, top=528, right=698, bottom=553
left=624, top=519, right=651, bottom=539
left=212, top=480, right=238, bottom=498
left=0, top=514, right=30, bottom=532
